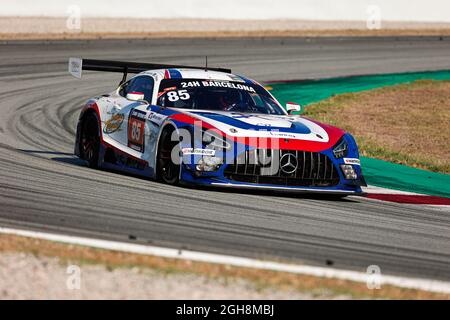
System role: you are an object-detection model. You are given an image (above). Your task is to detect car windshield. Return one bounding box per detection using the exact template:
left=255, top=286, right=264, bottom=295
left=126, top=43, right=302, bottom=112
left=157, top=79, right=286, bottom=115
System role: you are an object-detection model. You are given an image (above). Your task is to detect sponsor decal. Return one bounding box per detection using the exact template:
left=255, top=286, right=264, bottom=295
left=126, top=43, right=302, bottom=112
left=128, top=109, right=146, bottom=153
left=157, top=86, right=177, bottom=98
left=180, top=81, right=201, bottom=88
left=344, top=158, right=361, bottom=165
left=147, top=111, right=167, bottom=126
left=182, top=148, right=216, bottom=156
left=202, top=81, right=256, bottom=92
left=269, top=132, right=296, bottom=138
left=103, top=113, right=124, bottom=134
left=179, top=81, right=256, bottom=93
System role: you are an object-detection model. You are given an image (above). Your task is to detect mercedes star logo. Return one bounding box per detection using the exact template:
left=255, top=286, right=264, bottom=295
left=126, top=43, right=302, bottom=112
left=280, top=153, right=298, bottom=174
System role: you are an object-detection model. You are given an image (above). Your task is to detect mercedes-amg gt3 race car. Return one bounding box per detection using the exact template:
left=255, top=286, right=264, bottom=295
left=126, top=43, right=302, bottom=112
left=69, top=58, right=366, bottom=195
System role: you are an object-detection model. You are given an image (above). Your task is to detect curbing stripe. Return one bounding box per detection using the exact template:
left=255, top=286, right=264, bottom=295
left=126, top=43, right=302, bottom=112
left=0, top=226, right=449, bottom=294
left=362, top=185, right=419, bottom=195
left=367, top=193, right=450, bottom=205
left=363, top=185, right=450, bottom=205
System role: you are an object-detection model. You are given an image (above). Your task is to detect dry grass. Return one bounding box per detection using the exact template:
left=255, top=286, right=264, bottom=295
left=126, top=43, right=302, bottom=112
left=0, top=233, right=448, bottom=299
left=1, top=17, right=450, bottom=40
left=2, top=29, right=450, bottom=41
left=304, top=80, right=450, bottom=173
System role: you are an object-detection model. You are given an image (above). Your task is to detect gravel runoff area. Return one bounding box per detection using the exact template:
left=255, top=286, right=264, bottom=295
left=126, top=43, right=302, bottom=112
left=1, top=17, right=450, bottom=39
left=1, top=233, right=447, bottom=300
left=0, top=252, right=341, bottom=300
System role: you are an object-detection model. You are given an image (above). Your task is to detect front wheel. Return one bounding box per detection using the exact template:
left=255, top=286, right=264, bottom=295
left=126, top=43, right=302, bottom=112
left=157, top=128, right=180, bottom=185
left=80, top=113, right=100, bottom=168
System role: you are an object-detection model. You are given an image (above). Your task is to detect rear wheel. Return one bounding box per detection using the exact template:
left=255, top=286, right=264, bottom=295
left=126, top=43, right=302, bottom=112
left=157, top=127, right=180, bottom=185
left=80, top=113, right=100, bottom=168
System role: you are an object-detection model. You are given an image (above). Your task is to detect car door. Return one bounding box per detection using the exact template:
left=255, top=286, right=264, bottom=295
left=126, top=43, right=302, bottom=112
left=122, top=75, right=154, bottom=154
left=104, top=75, right=154, bottom=152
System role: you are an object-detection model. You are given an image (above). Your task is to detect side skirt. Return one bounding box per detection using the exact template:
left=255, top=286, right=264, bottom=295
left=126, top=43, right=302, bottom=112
left=98, top=143, right=155, bottom=179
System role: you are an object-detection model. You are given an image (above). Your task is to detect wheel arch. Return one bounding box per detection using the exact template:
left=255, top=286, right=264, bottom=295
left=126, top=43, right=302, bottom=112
left=154, top=120, right=182, bottom=180
left=76, top=106, right=102, bottom=159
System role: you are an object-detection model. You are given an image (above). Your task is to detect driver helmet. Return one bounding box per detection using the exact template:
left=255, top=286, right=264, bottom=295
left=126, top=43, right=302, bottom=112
left=219, top=89, right=241, bottom=110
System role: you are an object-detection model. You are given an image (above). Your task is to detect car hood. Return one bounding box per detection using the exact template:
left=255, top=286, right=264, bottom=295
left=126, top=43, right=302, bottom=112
left=172, top=109, right=345, bottom=152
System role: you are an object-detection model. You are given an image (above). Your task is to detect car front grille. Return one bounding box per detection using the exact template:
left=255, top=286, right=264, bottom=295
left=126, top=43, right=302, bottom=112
left=223, top=149, right=340, bottom=187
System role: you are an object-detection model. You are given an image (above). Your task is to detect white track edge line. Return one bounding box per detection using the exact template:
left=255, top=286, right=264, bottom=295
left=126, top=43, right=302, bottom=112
left=1, top=226, right=449, bottom=294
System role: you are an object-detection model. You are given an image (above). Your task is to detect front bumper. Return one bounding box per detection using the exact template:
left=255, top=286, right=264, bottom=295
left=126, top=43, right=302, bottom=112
left=179, top=132, right=365, bottom=195
left=198, top=180, right=365, bottom=195
left=180, top=170, right=365, bottom=195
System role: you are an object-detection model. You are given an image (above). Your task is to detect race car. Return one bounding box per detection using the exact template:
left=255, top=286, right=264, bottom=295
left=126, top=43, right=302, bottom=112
left=69, top=58, right=366, bottom=195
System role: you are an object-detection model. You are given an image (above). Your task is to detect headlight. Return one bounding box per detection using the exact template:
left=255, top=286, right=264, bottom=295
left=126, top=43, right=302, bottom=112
left=196, top=156, right=223, bottom=172
left=333, top=138, right=348, bottom=158
left=340, top=164, right=357, bottom=180
left=203, top=130, right=231, bottom=150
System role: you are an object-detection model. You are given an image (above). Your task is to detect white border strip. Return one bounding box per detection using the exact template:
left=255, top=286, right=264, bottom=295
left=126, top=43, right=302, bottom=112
left=1, top=226, right=449, bottom=294
left=362, top=185, right=421, bottom=195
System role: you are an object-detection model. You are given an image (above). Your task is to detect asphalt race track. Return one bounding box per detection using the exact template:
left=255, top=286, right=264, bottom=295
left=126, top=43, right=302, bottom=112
left=0, top=37, right=450, bottom=281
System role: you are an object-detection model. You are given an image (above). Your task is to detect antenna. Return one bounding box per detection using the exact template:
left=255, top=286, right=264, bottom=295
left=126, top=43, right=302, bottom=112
left=205, top=56, right=208, bottom=71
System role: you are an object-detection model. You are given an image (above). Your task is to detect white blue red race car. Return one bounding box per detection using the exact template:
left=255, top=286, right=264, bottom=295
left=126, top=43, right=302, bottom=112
left=69, top=58, right=366, bottom=196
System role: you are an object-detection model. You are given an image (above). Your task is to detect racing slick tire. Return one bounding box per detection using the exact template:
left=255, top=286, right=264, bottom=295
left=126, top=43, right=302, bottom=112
left=80, top=112, right=100, bottom=168
left=157, top=127, right=181, bottom=185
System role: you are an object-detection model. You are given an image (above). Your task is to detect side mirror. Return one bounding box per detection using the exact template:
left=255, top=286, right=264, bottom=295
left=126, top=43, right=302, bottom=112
left=126, top=92, right=145, bottom=101
left=286, top=102, right=302, bottom=114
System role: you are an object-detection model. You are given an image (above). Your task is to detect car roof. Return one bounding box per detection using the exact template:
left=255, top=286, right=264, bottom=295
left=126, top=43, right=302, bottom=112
left=140, top=68, right=254, bottom=83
